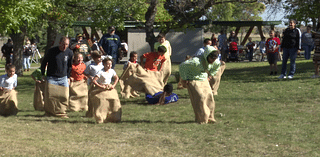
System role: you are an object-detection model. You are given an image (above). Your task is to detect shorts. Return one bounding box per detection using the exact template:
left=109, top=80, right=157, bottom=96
left=267, top=52, right=278, bottom=64
left=313, top=53, right=320, bottom=65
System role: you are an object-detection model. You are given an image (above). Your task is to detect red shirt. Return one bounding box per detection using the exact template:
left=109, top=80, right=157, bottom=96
left=266, top=37, right=281, bottom=54
left=229, top=42, right=238, bottom=51
left=142, top=52, right=166, bottom=71
left=71, top=63, right=86, bottom=81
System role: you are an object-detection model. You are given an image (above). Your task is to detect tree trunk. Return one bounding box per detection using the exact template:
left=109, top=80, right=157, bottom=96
left=46, top=21, right=58, bottom=55
left=145, top=0, right=158, bottom=52
left=10, top=27, right=26, bottom=76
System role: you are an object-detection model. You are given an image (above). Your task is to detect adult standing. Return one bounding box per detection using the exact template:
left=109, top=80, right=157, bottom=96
left=99, top=26, right=121, bottom=69
left=154, top=33, right=172, bottom=84
left=41, top=37, right=73, bottom=118
left=23, top=40, right=32, bottom=71
left=301, top=25, right=314, bottom=60
left=217, top=30, right=228, bottom=62
left=70, top=34, right=90, bottom=57
left=1, top=39, right=13, bottom=65
left=278, top=19, right=301, bottom=79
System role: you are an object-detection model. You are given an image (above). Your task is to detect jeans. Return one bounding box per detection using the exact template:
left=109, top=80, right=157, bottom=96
left=247, top=48, right=253, bottom=62
left=281, top=48, right=298, bottom=76
left=23, top=55, right=30, bottom=70
left=302, top=43, right=313, bottom=60
left=47, top=76, right=69, bottom=87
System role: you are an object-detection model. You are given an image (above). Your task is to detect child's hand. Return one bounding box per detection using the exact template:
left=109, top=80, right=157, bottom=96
left=0, top=87, right=3, bottom=91
left=36, top=80, right=42, bottom=83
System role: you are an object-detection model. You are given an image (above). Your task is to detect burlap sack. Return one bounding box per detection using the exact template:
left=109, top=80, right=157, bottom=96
left=91, top=85, right=122, bottom=123
left=209, top=64, right=226, bottom=95
left=187, top=79, right=215, bottom=124
left=120, top=63, right=164, bottom=98
left=0, top=90, right=18, bottom=116
left=33, top=81, right=45, bottom=111
left=85, top=84, right=95, bottom=117
left=161, top=58, right=171, bottom=84
left=69, top=79, right=88, bottom=112
left=44, top=83, right=69, bottom=117
left=119, top=63, right=139, bottom=99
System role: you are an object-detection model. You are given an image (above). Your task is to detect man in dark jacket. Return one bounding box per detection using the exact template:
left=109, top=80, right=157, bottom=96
left=41, top=36, right=73, bottom=118
left=1, top=39, right=13, bottom=65
left=98, top=26, right=121, bottom=68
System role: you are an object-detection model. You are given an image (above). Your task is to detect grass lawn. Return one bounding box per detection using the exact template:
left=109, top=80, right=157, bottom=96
left=0, top=57, right=319, bottom=156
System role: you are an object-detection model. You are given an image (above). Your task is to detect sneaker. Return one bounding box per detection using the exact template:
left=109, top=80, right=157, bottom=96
left=278, top=74, right=286, bottom=79
left=288, top=75, right=293, bottom=79
left=270, top=71, right=273, bottom=75
left=311, top=74, right=320, bottom=78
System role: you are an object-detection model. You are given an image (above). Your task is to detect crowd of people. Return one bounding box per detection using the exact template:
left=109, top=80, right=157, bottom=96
left=0, top=21, right=317, bottom=124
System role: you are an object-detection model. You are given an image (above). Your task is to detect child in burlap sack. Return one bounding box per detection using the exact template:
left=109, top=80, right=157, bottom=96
left=92, top=58, right=122, bottom=123
left=69, top=53, right=88, bottom=112
left=0, top=64, right=18, bottom=116
left=31, top=58, right=46, bottom=111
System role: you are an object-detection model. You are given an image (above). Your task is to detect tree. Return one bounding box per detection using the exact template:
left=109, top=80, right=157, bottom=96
left=0, top=0, right=48, bottom=75
left=282, top=0, right=320, bottom=30
left=205, top=2, right=265, bottom=41
left=144, top=0, right=267, bottom=51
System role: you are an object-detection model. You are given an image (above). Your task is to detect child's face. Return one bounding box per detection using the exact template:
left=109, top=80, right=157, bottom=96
left=269, top=32, right=275, bottom=38
left=7, top=68, right=15, bottom=77
left=207, top=57, right=216, bottom=64
left=104, top=61, right=112, bottom=70
left=93, top=57, right=101, bottom=64
left=74, top=54, right=83, bottom=64
left=158, top=37, right=165, bottom=44
left=130, top=54, right=138, bottom=62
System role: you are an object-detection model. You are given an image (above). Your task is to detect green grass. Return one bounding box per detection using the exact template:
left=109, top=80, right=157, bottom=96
left=1, top=57, right=320, bottom=156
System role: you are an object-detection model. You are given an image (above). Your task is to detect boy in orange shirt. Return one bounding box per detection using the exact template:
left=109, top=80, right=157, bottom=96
left=69, top=53, right=88, bottom=111
left=140, top=46, right=167, bottom=71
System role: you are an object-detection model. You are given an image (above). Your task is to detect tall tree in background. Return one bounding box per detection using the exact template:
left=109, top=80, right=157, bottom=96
left=205, top=2, right=265, bottom=41
left=144, top=0, right=266, bottom=50
left=282, top=0, right=320, bottom=30
left=0, top=0, right=48, bottom=75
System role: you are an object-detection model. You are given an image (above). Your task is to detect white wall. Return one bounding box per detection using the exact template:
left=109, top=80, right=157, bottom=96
left=127, top=28, right=203, bottom=63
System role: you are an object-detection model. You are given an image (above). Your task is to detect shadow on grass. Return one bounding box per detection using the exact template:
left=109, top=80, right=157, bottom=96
left=18, top=117, right=96, bottom=124
left=120, top=120, right=195, bottom=124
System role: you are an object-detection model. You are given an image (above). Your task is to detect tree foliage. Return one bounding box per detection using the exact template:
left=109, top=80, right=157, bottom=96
left=144, top=0, right=267, bottom=50
left=282, top=0, right=320, bottom=30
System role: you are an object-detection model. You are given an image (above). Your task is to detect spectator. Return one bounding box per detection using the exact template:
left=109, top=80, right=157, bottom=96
left=301, top=25, right=314, bottom=60
left=211, top=33, right=217, bottom=47
left=246, top=37, right=255, bottom=62
left=1, top=39, right=14, bottom=65
left=23, top=40, right=32, bottom=71
left=266, top=30, right=281, bottom=75
left=255, top=37, right=266, bottom=61
left=278, top=19, right=301, bottom=79
left=99, top=26, right=121, bottom=68
left=217, top=30, right=228, bottom=61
